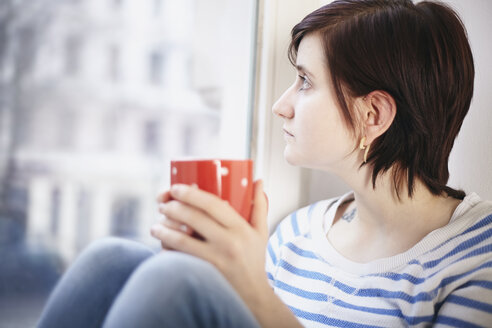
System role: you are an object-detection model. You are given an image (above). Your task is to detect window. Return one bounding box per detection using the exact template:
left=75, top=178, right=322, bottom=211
left=111, top=0, right=123, bottom=10
left=102, top=111, right=116, bottom=150
left=64, top=36, right=82, bottom=76
left=110, top=196, right=139, bottom=238
left=0, top=1, right=258, bottom=326
left=76, top=189, right=92, bottom=251
left=149, top=50, right=164, bottom=84
left=50, top=188, right=61, bottom=235
left=143, top=120, right=160, bottom=154
left=58, top=109, right=76, bottom=150
left=153, top=0, right=163, bottom=17
left=182, top=124, right=194, bottom=156
left=108, top=44, right=121, bottom=82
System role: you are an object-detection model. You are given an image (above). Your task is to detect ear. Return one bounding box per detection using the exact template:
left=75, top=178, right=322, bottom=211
left=361, top=90, right=396, bottom=144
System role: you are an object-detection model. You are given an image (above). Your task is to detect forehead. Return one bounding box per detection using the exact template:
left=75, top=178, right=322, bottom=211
left=296, top=33, right=328, bottom=79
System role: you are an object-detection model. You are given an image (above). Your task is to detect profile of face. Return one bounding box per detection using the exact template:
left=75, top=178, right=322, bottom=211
left=272, top=33, right=357, bottom=172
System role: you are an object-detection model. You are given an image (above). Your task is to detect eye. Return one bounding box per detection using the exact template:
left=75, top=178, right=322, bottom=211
left=298, top=75, right=311, bottom=91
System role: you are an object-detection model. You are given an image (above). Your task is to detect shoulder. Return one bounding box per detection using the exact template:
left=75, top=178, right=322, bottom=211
left=452, top=194, right=492, bottom=239
left=430, top=199, right=492, bottom=324
left=432, top=195, right=492, bottom=255
left=421, top=196, right=492, bottom=279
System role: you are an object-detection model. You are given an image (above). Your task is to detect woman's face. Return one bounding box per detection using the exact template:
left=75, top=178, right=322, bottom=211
left=272, top=33, right=357, bottom=172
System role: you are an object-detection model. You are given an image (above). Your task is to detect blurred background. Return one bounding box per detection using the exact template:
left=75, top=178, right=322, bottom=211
left=1, top=0, right=491, bottom=327
left=0, top=0, right=257, bottom=326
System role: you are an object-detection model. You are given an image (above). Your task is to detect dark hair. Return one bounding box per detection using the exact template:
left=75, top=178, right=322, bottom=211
left=289, top=0, right=474, bottom=199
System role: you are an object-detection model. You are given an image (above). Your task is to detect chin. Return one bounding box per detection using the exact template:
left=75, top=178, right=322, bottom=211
left=283, top=148, right=303, bottom=167
left=284, top=148, right=335, bottom=171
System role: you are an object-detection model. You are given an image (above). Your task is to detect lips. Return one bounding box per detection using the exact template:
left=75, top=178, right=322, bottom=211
left=283, top=128, right=294, bottom=137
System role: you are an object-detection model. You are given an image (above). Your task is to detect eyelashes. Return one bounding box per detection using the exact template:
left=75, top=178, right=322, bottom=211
left=298, top=75, right=311, bottom=91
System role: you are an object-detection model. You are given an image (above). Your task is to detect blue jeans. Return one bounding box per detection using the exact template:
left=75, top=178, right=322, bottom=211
left=37, top=237, right=260, bottom=328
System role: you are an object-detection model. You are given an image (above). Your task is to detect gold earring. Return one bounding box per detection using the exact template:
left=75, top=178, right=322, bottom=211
left=359, top=137, right=366, bottom=150
left=359, top=137, right=370, bottom=163
left=363, top=143, right=370, bottom=163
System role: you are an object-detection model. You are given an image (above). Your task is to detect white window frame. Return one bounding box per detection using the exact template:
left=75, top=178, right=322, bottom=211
left=252, top=0, right=325, bottom=231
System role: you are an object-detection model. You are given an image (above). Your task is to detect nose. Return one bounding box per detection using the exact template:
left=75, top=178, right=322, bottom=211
left=272, top=86, right=294, bottom=119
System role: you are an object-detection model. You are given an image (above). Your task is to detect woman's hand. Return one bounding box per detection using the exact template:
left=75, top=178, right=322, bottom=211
left=151, top=180, right=270, bottom=308
left=151, top=181, right=302, bottom=328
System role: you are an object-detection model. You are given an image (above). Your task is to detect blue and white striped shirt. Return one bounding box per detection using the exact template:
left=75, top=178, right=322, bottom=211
left=265, top=192, right=492, bottom=327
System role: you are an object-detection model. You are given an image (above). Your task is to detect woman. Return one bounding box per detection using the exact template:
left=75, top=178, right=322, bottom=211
left=38, top=0, right=492, bottom=327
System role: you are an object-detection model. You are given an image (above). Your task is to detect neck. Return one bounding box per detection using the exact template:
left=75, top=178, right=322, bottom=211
left=324, top=161, right=463, bottom=262
left=342, top=164, right=461, bottom=237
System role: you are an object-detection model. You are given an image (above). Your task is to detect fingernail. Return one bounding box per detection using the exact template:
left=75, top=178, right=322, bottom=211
left=171, top=184, right=185, bottom=196
left=170, top=184, right=179, bottom=193
left=151, top=224, right=163, bottom=236
left=179, top=224, right=189, bottom=233
left=158, top=203, right=167, bottom=212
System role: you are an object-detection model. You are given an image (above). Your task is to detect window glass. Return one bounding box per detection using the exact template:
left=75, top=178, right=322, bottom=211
left=0, top=0, right=258, bottom=326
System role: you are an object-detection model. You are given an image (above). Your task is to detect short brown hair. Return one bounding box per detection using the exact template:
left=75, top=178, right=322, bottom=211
left=289, top=0, right=474, bottom=199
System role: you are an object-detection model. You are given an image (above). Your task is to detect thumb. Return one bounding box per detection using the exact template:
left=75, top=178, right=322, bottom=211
left=250, top=179, right=268, bottom=238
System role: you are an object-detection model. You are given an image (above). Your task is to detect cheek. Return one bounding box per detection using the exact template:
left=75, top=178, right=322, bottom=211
left=294, top=96, right=353, bottom=145
left=306, top=117, right=356, bottom=156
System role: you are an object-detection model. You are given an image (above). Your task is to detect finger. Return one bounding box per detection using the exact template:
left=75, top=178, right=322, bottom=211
left=169, top=184, right=244, bottom=229
left=160, top=241, right=173, bottom=251
left=158, top=205, right=194, bottom=236
left=161, top=216, right=194, bottom=236
left=160, top=200, right=224, bottom=241
left=156, top=190, right=172, bottom=203
left=250, top=180, right=269, bottom=238
left=150, top=224, right=214, bottom=262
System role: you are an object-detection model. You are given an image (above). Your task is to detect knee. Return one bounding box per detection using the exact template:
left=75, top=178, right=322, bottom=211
left=82, top=237, right=141, bottom=257
left=133, top=251, right=221, bottom=293
left=84, top=237, right=152, bottom=257
left=116, top=252, right=257, bottom=327
left=103, top=253, right=246, bottom=328
left=75, top=237, right=153, bottom=274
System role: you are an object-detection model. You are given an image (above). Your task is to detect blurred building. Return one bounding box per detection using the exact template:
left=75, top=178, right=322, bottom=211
left=1, top=0, right=223, bottom=260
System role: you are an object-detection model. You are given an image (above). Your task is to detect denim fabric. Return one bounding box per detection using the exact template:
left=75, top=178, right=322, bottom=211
left=37, top=238, right=260, bottom=328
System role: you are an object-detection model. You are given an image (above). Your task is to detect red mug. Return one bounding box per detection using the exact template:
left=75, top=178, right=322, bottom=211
left=170, top=159, right=254, bottom=221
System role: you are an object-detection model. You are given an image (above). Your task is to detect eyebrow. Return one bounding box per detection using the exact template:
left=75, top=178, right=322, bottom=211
left=296, top=64, right=315, bottom=80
